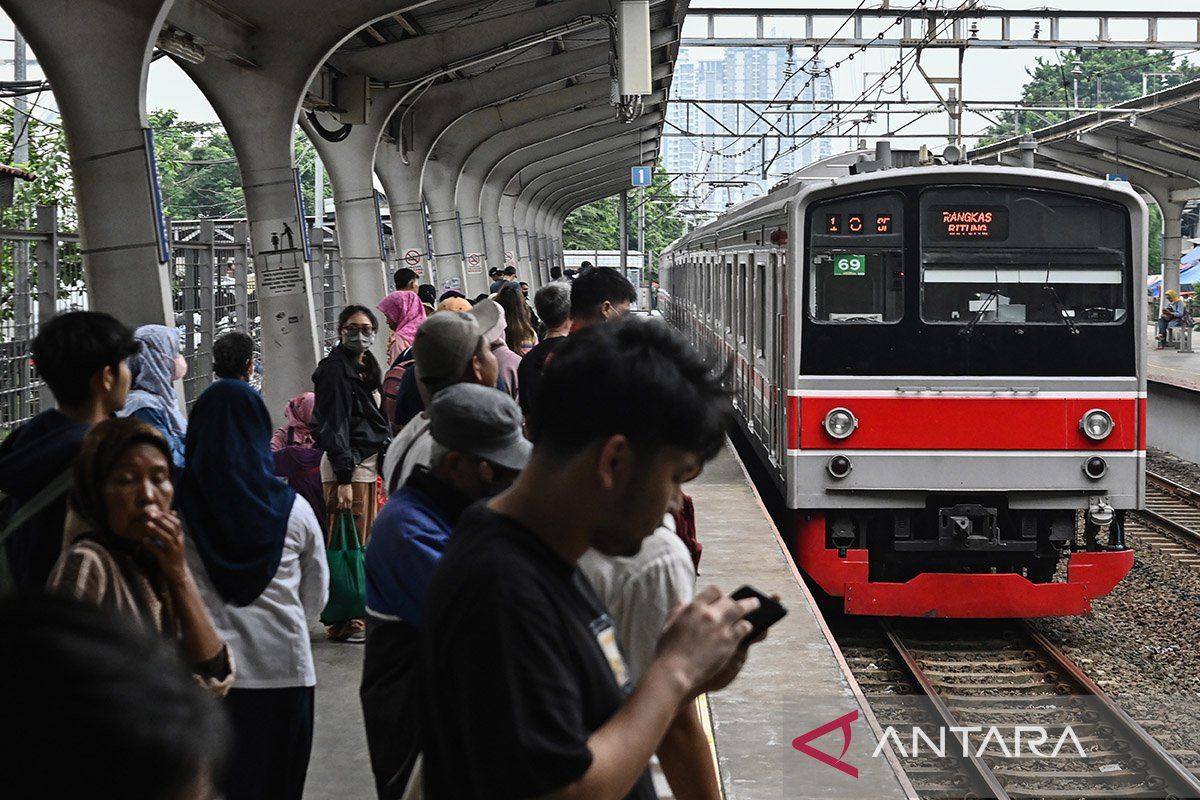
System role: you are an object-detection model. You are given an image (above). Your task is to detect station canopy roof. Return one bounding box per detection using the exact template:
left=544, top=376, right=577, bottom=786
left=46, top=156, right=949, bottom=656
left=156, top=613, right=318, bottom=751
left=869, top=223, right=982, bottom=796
left=970, top=78, right=1200, bottom=208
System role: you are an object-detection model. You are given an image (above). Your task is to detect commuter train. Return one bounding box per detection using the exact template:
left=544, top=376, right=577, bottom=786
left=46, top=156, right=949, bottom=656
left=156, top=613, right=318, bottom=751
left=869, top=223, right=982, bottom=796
left=661, top=162, right=1145, bottom=618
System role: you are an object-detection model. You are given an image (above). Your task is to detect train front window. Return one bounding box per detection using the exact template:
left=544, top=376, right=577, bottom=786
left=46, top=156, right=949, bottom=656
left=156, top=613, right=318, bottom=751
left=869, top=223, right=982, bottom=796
left=808, top=250, right=904, bottom=323
left=919, top=186, right=1130, bottom=326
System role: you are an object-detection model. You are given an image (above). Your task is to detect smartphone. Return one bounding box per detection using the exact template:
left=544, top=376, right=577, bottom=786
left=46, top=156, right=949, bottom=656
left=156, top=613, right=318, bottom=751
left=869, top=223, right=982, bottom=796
left=730, top=585, right=787, bottom=643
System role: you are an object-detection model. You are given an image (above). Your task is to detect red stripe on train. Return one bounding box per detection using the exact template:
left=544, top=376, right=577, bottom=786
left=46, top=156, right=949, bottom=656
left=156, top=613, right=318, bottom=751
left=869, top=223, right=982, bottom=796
left=792, top=396, right=1139, bottom=450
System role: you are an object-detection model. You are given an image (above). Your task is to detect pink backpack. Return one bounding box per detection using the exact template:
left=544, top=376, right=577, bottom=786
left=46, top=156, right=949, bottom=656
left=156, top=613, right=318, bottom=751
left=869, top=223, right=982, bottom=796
left=381, top=354, right=413, bottom=435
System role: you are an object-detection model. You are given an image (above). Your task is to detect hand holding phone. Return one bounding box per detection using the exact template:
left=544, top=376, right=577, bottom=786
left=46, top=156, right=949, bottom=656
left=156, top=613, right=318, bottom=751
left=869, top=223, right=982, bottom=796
left=730, top=585, right=787, bottom=644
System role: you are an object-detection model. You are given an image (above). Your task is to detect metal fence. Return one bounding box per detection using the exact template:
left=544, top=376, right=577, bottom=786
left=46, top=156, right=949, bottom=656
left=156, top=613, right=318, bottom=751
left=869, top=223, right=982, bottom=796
left=0, top=207, right=346, bottom=433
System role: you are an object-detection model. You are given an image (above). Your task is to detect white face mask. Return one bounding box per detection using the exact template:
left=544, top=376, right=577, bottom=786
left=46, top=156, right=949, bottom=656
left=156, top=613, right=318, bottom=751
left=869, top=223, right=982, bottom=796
left=172, top=354, right=189, bottom=381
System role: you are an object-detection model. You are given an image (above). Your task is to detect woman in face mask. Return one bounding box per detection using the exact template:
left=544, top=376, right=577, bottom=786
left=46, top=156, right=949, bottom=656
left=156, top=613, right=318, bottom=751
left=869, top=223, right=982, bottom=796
left=117, top=325, right=189, bottom=471
left=310, top=305, right=391, bottom=642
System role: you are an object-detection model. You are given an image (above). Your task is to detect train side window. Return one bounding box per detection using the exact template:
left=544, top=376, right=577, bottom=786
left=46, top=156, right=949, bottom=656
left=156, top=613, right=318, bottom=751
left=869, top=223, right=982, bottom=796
left=724, top=260, right=733, bottom=334
left=755, top=263, right=767, bottom=357
left=808, top=250, right=904, bottom=324
left=738, top=261, right=748, bottom=344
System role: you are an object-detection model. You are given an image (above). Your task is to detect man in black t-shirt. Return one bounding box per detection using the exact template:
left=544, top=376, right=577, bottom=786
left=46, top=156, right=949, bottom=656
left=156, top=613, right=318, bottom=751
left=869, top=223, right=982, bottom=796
left=517, top=280, right=572, bottom=416
left=420, top=318, right=764, bottom=800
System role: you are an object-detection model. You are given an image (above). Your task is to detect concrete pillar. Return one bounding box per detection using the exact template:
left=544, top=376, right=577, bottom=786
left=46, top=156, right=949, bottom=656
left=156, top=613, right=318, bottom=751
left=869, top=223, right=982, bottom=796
left=378, top=42, right=610, bottom=295
left=1160, top=202, right=1184, bottom=301
left=2, top=0, right=175, bottom=326
left=177, top=0, right=403, bottom=420
left=299, top=118, right=389, bottom=363
left=480, top=111, right=665, bottom=277
left=425, top=80, right=610, bottom=295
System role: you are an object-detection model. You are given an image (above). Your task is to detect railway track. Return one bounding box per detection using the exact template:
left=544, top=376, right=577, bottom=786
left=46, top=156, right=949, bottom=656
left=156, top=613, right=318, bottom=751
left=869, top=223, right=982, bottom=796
left=1129, top=472, right=1200, bottom=569
left=840, top=621, right=1200, bottom=799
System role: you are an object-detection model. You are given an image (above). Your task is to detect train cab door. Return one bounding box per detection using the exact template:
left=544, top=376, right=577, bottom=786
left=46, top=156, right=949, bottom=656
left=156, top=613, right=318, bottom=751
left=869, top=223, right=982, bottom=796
left=770, top=251, right=787, bottom=470
left=751, top=253, right=771, bottom=445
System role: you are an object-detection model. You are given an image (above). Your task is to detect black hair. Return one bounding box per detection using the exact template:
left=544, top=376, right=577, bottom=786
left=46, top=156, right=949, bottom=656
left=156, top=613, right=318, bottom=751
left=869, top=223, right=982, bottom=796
left=579, top=260, right=594, bottom=269
left=530, top=317, right=730, bottom=462
left=393, top=268, right=419, bottom=291
left=439, top=290, right=466, bottom=302
left=503, top=266, right=517, bottom=276
left=488, top=268, right=501, bottom=278
left=471, top=294, right=489, bottom=305
left=570, top=266, right=637, bottom=319
left=418, top=284, right=437, bottom=306
left=549, top=267, right=563, bottom=280
left=31, top=311, right=137, bottom=408
left=337, top=304, right=378, bottom=333
left=212, top=332, right=255, bottom=380
left=0, top=594, right=228, bottom=799
left=534, top=281, right=571, bottom=329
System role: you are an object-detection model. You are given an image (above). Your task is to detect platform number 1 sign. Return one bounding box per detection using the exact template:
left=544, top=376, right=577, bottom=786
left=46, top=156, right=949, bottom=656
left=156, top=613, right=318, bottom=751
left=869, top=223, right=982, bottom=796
left=834, top=254, right=866, bottom=276
left=631, top=166, right=652, bottom=187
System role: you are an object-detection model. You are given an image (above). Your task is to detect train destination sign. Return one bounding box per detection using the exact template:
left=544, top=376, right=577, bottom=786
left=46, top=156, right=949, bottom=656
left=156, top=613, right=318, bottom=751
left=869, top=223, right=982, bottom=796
left=930, top=206, right=1009, bottom=240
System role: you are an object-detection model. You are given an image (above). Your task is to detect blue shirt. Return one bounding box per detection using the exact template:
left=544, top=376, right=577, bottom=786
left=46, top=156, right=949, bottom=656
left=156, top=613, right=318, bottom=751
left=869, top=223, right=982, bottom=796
left=130, top=406, right=186, bottom=471
left=365, top=469, right=470, bottom=626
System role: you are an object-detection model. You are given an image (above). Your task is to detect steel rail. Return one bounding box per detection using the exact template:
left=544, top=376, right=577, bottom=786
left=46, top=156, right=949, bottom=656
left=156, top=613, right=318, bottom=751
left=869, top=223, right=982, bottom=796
left=876, top=622, right=1200, bottom=799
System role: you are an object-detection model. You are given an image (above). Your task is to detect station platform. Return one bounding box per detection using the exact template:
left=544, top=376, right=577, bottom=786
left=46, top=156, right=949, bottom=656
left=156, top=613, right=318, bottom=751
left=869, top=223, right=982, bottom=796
left=689, top=444, right=910, bottom=800
left=302, top=442, right=912, bottom=799
left=1147, top=336, right=1200, bottom=392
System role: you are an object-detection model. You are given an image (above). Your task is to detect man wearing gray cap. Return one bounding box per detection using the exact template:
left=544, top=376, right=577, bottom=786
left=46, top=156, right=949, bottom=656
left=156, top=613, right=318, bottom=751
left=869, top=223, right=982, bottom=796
left=381, top=300, right=500, bottom=494
left=362, top=382, right=530, bottom=799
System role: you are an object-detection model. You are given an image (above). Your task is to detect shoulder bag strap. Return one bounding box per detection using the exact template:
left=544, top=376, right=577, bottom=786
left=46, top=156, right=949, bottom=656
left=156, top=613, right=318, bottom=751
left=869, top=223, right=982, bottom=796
left=388, top=419, right=431, bottom=495
left=0, top=467, right=73, bottom=549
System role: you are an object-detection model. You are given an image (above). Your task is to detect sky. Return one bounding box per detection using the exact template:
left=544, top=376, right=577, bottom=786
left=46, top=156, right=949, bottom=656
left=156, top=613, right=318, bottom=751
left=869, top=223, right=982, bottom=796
left=0, top=1, right=1194, bottom=149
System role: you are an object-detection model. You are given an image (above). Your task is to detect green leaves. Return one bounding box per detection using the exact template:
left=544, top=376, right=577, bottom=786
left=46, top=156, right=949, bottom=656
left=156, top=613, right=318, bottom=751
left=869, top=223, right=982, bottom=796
left=561, top=158, right=686, bottom=259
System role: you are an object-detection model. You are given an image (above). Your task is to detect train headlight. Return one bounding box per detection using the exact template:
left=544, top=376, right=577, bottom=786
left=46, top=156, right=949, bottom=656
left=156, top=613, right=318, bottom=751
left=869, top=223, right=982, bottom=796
left=824, top=408, right=858, bottom=439
left=1080, top=409, right=1114, bottom=441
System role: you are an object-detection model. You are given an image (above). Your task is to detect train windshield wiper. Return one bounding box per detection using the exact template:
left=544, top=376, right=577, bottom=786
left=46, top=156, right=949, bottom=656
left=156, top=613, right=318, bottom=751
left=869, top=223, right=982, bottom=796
left=959, top=288, right=1000, bottom=338
left=1043, top=284, right=1080, bottom=334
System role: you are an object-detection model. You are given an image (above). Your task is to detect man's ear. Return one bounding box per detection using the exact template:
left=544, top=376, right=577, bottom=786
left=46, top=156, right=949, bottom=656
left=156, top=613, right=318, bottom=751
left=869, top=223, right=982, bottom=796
left=594, top=434, right=632, bottom=493
left=95, top=364, right=116, bottom=394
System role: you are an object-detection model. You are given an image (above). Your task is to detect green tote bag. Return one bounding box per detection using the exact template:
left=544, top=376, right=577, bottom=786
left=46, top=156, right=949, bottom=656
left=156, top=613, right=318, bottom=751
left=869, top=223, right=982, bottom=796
left=321, top=510, right=367, bottom=624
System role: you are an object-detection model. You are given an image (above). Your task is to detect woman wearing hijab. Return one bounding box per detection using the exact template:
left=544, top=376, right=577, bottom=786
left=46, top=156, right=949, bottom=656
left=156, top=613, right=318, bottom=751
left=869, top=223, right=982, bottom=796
left=117, top=325, right=188, bottom=470
left=271, top=392, right=328, bottom=535
left=47, top=418, right=233, bottom=696
left=378, top=289, right=427, bottom=366
left=177, top=379, right=329, bottom=800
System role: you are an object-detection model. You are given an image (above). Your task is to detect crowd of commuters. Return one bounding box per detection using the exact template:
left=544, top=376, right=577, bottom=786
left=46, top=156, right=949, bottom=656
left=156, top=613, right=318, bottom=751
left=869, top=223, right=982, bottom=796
left=2, top=263, right=771, bottom=800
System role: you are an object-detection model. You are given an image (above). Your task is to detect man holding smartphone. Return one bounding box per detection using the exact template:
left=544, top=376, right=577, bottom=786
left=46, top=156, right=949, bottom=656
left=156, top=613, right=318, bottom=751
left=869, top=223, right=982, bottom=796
left=418, top=318, right=766, bottom=800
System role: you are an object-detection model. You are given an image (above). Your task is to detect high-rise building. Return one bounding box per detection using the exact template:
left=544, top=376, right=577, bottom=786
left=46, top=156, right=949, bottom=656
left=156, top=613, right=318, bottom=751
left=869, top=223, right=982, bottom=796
left=666, top=48, right=834, bottom=212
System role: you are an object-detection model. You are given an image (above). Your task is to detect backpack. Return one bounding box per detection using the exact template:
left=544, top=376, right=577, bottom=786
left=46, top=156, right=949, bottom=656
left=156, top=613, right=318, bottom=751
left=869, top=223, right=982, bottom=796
left=381, top=353, right=414, bottom=435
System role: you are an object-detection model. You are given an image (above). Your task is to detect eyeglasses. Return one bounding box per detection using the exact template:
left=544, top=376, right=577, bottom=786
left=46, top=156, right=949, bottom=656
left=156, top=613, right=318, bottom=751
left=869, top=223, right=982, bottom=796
left=341, top=325, right=375, bottom=335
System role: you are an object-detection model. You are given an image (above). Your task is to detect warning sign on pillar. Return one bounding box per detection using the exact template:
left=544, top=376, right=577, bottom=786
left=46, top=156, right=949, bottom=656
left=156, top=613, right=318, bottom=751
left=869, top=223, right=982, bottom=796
left=504, top=251, right=516, bottom=268
left=250, top=217, right=308, bottom=297
left=465, top=253, right=483, bottom=275
left=442, top=277, right=462, bottom=292
left=256, top=250, right=308, bottom=298
left=403, top=249, right=421, bottom=266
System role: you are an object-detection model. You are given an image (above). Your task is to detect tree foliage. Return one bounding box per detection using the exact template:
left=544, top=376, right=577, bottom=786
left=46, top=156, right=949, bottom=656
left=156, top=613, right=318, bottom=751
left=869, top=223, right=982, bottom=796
left=561, top=160, right=686, bottom=256
left=978, top=50, right=1200, bottom=145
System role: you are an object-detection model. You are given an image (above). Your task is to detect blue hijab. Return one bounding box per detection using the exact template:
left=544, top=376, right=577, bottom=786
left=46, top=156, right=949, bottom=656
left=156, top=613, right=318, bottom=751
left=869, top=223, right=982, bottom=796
left=177, top=379, right=296, bottom=606
left=119, top=325, right=187, bottom=438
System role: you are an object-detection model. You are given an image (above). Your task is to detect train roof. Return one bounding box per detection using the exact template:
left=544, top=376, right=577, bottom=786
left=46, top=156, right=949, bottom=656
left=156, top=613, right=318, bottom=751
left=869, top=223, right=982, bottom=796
left=666, top=160, right=1145, bottom=255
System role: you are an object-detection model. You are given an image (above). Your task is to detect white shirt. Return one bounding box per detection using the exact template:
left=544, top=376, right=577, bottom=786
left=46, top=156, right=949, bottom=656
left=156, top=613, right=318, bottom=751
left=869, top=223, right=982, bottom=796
left=578, top=517, right=697, bottom=682
left=382, top=412, right=432, bottom=493
left=187, top=496, right=330, bottom=689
